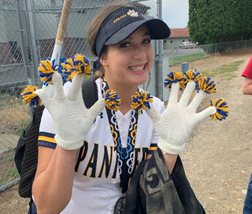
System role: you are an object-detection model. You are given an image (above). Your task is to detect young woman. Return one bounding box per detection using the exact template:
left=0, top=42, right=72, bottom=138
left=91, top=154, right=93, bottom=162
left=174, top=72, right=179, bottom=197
left=31, top=1, right=214, bottom=213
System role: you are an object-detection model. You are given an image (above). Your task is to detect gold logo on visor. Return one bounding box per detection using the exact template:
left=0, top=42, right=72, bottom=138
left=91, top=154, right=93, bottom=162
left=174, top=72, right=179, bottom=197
left=113, top=10, right=139, bottom=23
left=127, top=10, right=139, bottom=17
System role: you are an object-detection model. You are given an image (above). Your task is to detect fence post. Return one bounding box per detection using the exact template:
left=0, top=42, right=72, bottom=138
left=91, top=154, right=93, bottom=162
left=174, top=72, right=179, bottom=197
left=25, top=0, right=41, bottom=87
left=181, top=62, right=189, bottom=73
left=16, top=0, right=32, bottom=85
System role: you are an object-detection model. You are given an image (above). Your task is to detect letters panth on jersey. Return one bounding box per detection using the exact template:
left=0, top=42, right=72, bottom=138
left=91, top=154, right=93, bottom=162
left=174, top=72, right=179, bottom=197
left=37, top=78, right=165, bottom=214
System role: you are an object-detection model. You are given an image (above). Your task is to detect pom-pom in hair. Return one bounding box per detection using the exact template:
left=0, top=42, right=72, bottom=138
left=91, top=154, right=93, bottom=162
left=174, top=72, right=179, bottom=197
left=38, top=59, right=58, bottom=86
left=20, top=85, right=42, bottom=107
left=62, top=54, right=91, bottom=82
left=196, top=77, right=216, bottom=94
left=184, top=69, right=202, bottom=83
left=209, top=98, right=229, bottom=121
left=164, top=72, right=186, bottom=90
left=104, top=89, right=121, bottom=111
left=131, top=91, right=153, bottom=116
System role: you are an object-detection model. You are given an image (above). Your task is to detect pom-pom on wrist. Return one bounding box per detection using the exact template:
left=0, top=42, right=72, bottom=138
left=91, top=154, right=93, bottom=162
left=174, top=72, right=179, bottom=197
left=131, top=91, right=153, bottom=116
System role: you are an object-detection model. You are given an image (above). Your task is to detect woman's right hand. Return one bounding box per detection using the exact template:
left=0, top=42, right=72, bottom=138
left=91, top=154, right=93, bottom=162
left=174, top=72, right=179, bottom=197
left=34, top=72, right=105, bottom=150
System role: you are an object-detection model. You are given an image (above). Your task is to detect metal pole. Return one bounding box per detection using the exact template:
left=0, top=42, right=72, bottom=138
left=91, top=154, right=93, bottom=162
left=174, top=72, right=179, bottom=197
left=16, top=0, right=32, bottom=85
left=156, top=0, right=164, bottom=100
left=181, top=62, right=189, bottom=73
left=0, top=178, right=20, bottom=193
left=25, top=0, right=41, bottom=87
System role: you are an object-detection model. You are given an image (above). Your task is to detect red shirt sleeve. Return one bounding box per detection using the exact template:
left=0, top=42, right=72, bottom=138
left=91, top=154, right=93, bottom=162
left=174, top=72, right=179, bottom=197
left=242, top=57, right=252, bottom=79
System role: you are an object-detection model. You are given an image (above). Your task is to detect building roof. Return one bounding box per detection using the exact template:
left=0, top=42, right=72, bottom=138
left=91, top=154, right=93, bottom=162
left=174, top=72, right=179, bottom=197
left=169, top=28, right=190, bottom=38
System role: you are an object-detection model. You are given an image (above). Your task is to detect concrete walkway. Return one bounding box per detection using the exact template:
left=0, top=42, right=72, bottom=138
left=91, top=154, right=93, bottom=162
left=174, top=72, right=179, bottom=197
left=0, top=134, right=19, bottom=153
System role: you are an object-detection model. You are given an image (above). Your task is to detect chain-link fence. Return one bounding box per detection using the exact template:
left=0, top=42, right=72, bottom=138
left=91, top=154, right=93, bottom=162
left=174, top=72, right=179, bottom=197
left=165, top=40, right=252, bottom=66
left=0, top=0, right=164, bottom=192
left=1, top=0, right=252, bottom=193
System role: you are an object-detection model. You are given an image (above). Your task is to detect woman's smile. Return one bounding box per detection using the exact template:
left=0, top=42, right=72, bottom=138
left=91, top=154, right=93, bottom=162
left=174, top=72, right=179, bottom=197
left=128, top=63, right=147, bottom=74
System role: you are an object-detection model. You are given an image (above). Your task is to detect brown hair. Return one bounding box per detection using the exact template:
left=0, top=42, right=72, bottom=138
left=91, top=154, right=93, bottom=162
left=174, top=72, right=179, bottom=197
left=86, top=1, right=130, bottom=78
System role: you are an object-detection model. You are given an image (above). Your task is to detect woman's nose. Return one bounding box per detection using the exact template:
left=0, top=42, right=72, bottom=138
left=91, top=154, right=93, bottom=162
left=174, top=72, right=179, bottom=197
left=132, top=44, right=146, bottom=60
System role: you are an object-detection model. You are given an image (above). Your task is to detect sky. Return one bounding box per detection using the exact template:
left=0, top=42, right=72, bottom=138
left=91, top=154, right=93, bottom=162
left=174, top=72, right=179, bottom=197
left=162, top=0, right=189, bottom=29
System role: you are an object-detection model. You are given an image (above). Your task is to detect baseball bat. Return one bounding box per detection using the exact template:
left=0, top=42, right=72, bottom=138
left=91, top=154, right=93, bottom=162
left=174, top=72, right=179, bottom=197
left=43, top=0, right=73, bottom=94
left=51, top=0, right=73, bottom=64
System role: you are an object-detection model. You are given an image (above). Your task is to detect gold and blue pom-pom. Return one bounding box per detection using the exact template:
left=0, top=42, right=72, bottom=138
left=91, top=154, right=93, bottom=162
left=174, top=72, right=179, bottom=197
left=164, top=72, right=186, bottom=90
left=73, top=54, right=91, bottom=77
left=61, top=58, right=75, bottom=81
left=38, top=58, right=58, bottom=86
left=104, top=89, right=121, bottom=111
left=196, top=77, right=216, bottom=94
left=62, top=54, right=91, bottom=82
left=184, top=69, right=202, bottom=83
left=131, top=91, right=153, bottom=116
left=20, top=85, right=42, bottom=107
left=209, top=98, right=229, bottom=121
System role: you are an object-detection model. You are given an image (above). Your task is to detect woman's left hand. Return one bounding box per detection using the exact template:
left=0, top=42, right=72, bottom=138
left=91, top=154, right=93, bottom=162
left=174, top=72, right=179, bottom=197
left=145, top=81, right=216, bottom=154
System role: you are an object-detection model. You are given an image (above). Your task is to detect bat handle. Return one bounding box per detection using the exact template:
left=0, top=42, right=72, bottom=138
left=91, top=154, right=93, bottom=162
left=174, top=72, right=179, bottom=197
left=51, top=0, right=73, bottom=63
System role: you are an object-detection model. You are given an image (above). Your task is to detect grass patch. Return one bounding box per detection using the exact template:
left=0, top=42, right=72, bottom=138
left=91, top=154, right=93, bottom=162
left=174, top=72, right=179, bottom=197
left=0, top=96, right=30, bottom=135
left=0, top=150, right=20, bottom=186
left=201, top=60, right=244, bottom=78
left=169, top=52, right=205, bottom=65
left=0, top=166, right=19, bottom=186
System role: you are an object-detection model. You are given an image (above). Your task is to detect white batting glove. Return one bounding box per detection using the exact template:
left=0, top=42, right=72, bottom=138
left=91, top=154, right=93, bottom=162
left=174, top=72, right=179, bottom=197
left=145, top=81, right=216, bottom=154
left=34, top=72, right=105, bottom=150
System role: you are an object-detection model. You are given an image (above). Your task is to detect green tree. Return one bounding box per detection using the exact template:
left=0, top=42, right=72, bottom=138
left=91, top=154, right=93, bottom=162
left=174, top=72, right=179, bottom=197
left=188, top=0, right=252, bottom=45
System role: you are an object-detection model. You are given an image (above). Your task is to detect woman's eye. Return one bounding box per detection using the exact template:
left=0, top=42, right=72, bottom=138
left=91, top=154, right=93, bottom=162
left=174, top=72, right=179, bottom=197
left=143, top=39, right=151, bottom=44
left=119, top=42, right=130, bottom=48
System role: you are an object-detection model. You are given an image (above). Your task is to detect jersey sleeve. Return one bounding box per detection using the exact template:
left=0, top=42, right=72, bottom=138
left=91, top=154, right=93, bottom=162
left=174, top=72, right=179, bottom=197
left=38, top=107, right=56, bottom=149
left=242, top=57, right=252, bottom=79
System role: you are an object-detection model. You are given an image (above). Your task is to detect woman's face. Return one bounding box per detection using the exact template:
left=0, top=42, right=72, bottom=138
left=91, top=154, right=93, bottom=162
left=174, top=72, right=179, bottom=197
left=101, top=25, right=154, bottom=89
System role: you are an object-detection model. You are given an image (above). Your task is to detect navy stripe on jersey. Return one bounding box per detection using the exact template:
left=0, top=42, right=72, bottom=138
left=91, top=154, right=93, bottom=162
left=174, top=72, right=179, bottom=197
left=38, top=132, right=56, bottom=149
left=148, top=143, right=157, bottom=154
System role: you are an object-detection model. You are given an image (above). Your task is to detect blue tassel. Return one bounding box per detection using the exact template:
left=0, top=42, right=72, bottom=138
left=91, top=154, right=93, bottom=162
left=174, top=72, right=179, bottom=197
left=131, top=91, right=153, bottom=116
left=104, top=89, right=121, bottom=111
left=20, top=85, right=42, bottom=107
left=196, top=77, right=216, bottom=94
left=62, top=54, right=91, bottom=82
left=38, top=58, right=58, bottom=86
left=184, top=69, right=202, bottom=82
left=209, top=98, right=229, bottom=121
left=164, top=72, right=186, bottom=90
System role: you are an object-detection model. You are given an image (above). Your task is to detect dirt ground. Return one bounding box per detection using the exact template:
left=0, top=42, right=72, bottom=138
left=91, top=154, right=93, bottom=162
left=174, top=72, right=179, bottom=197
left=1, top=48, right=252, bottom=213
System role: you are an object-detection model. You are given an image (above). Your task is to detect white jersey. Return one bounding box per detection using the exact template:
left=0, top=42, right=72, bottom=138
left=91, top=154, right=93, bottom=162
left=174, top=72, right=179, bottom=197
left=38, top=78, right=165, bottom=214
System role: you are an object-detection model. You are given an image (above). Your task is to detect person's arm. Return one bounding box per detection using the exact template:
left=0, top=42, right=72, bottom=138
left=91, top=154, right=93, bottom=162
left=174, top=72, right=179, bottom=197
left=32, top=73, right=105, bottom=214
left=162, top=153, right=178, bottom=174
left=147, top=153, right=177, bottom=174
left=33, top=146, right=77, bottom=214
left=242, top=77, right=252, bottom=95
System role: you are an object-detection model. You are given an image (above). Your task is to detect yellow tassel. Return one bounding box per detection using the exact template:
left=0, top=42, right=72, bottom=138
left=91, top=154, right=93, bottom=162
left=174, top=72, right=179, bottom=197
left=131, top=91, right=153, bottom=115
left=104, top=89, right=121, bottom=111
left=20, top=85, right=42, bottom=107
